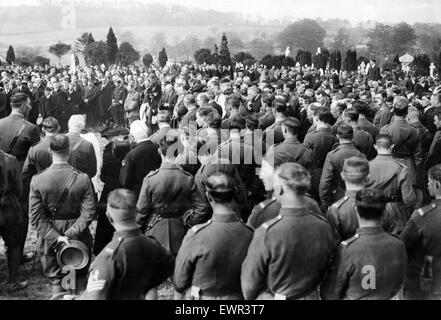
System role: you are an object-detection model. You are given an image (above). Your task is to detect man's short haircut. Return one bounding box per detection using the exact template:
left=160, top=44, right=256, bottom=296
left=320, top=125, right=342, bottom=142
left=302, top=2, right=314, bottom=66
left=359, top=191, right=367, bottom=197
left=197, top=106, right=214, bottom=119
left=276, top=162, right=311, bottom=196
left=107, top=189, right=137, bottom=222
left=42, top=117, right=60, bottom=134
left=246, top=115, right=259, bottom=130
left=158, top=130, right=179, bottom=157
left=10, top=93, right=29, bottom=108
left=375, top=134, right=393, bottom=149
left=315, top=107, right=334, bottom=124
left=335, top=100, right=347, bottom=113
left=344, top=108, right=360, bottom=122
left=206, top=172, right=235, bottom=203
left=225, top=94, right=241, bottom=110
left=50, top=134, right=70, bottom=155
left=184, top=94, right=196, bottom=105
left=342, top=156, right=369, bottom=184
left=230, top=116, right=246, bottom=130
left=157, top=110, right=171, bottom=123
left=337, top=124, right=354, bottom=140
left=262, top=93, right=275, bottom=106
left=356, top=188, right=387, bottom=220
left=205, top=111, right=222, bottom=129
left=352, top=100, right=369, bottom=116
left=393, top=96, right=409, bottom=117
left=198, top=93, right=209, bottom=104
left=282, top=117, right=300, bottom=135
left=272, top=98, right=287, bottom=113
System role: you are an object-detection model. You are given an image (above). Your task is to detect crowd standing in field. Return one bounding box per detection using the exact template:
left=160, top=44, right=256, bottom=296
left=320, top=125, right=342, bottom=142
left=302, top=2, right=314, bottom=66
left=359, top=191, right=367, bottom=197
left=1, top=58, right=441, bottom=300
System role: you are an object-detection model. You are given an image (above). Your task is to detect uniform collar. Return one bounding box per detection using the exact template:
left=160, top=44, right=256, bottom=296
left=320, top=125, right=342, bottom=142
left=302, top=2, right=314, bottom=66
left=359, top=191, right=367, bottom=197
left=160, top=162, right=179, bottom=170
left=375, top=154, right=392, bottom=159
left=49, top=162, right=71, bottom=169
left=113, top=228, right=141, bottom=239
left=211, top=212, right=240, bottom=223
left=10, top=113, right=24, bottom=119
left=345, top=189, right=359, bottom=197
left=356, top=226, right=383, bottom=235
left=279, top=207, right=309, bottom=217
left=283, top=136, right=300, bottom=144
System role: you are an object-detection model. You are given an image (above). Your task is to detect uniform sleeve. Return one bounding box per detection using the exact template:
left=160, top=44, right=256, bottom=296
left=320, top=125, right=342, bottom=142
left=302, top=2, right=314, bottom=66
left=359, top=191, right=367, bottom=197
left=241, top=228, right=270, bottom=300
left=78, top=254, right=117, bottom=300
left=326, top=206, right=342, bottom=243
left=413, top=131, right=423, bottom=168
left=186, top=181, right=210, bottom=227
left=135, top=177, right=153, bottom=232
left=398, top=167, right=419, bottom=207
left=88, top=143, right=97, bottom=178
left=29, top=125, right=41, bottom=147
left=148, top=237, right=175, bottom=290
left=22, top=151, right=37, bottom=190
left=119, top=154, right=134, bottom=190
left=9, top=157, right=23, bottom=198
left=64, top=176, right=96, bottom=239
left=29, top=176, right=61, bottom=249
left=173, top=233, right=197, bottom=293
left=400, top=214, right=422, bottom=258
left=319, top=154, right=333, bottom=207
left=319, top=245, right=352, bottom=300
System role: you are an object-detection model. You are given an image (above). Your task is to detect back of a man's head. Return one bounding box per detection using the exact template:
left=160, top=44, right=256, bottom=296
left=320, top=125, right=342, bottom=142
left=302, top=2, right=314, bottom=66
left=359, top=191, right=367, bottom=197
left=10, top=93, right=28, bottom=110
left=342, top=156, right=369, bottom=185
left=337, top=124, right=354, bottom=141
left=107, top=189, right=137, bottom=224
left=157, top=110, right=171, bottom=124
left=282, top=117, right=300, bottom=136
left=68, top=114, right=86, bottom=132
left=130, top=120, right=149, bottom=142
left=42, top=117, right=60, bottom=134
left=356, top=188, right=387, bottom=221
left=206, top=172, right=235, bottom=204
left=50, top=134, right=71, bottom=158
left=275, top=162, right=311, bottom=196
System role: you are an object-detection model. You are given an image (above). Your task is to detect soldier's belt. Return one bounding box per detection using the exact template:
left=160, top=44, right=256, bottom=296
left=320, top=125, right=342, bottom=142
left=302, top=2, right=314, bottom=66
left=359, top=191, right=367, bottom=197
left=189, top=286, right=242, bottom=300
left=154, top=207, right=184, bottom=218
left=46, top=208, right=80, bottom=221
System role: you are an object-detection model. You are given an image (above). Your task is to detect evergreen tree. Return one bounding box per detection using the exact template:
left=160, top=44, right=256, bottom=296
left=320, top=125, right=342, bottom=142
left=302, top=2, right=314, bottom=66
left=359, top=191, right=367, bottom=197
left=6, top=45, right=15, bottom=65
left=158, top=47, right=168, bottom=68
left=106, top=26, right=118, bottom=65
left=213, top=44, right=219, bottom=64
left=49, top=41, right=72, bottom=64
left=218, top=33, right=231, bottom=66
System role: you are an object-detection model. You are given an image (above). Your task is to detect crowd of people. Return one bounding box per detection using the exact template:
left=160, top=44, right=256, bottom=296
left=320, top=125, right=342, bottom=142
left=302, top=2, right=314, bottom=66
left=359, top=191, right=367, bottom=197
left=1, top=57, right=441, bottom=300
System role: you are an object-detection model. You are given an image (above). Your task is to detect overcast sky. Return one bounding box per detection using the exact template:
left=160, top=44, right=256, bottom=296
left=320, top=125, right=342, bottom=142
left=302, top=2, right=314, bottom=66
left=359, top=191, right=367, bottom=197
left=0, top=0, right=439, bottom=24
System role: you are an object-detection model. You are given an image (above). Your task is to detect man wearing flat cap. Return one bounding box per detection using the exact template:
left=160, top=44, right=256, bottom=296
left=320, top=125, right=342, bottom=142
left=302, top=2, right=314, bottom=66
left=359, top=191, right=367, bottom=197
left=174, top=172, right=254, bottom=300
left=29, top=134, right=96, bottom=296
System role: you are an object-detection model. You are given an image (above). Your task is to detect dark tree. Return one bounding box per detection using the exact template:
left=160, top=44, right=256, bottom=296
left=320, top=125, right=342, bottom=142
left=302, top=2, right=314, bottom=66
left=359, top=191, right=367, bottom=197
left=33, top=55, right=50, bottom=66
left=345, top=48, right=357, bottom=72
left=391, top=23, right=417, bottom=56
left=75, top=32, right=95, bottom=53
left=234, top=52, right=256, bottom=65
left=83, top=41, right=109, bottom=66
left=213, top=44, right=219, bottom=64
left=116, top=42, right=140, bottom=66
left=218, top=33, right=231, bottom=66
left=158, top=47, right=168, bottom=68
left=49, top=41, right=72, bottom=64
left=6, top=45, right=15, bottom=64
left=330, top=51, right=342, bottom=71
left=410, top=54, right=431, bottom=77
left=106, top=26, right=118, bottom=65
left=296, top=49, right=312, bottom=67
left=278, top=19, right=326, bottom=53
left=142, top=53, right=154, bottom=68
left=260, top=55, right=296, bottom=68
left=194, top=48, right=215, bottom=64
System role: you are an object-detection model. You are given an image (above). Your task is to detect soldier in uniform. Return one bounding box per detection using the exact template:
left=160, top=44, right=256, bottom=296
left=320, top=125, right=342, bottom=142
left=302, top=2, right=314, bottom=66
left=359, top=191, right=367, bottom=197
left=66, top=115, right=97, bottom=179
left=401, top=164, right=441, bottom=300
left=0, top=93, right=40, bottom=170
left=303, top=108, right=338, bottom=200
left=380, top=96, right=422, bottom=186
left=110, top=79, right=127, bottom=127
left=262, top=98, right=287, bottom=148
left=22, top=117, right=60, bottom=189
left=0, top=136, right=28, bottom=292
left=247, top=152, right=323, bottom=229
left=29, top=134, right=96, bottom=295
left=368, top=134, right=422, bottom=234
left=319, top=124, right=365, bottom=208
left=266, top=117, right=312, bottom=171
left=320, top=189, right=407, bottom=300
left=174, top=173, right=254, bottom=300
left=241, top=163, right=335, bottom=300
left=119, top=120, right=161, bottom=197
left=148, top=110, right=171, bottom=145
left=0, top=93, right=40, bottom=261
left=136, top=132, right=206, bottom=256
left=342, top=108, right=376, bottom=160
left=78, top=189, right=174, bottom=300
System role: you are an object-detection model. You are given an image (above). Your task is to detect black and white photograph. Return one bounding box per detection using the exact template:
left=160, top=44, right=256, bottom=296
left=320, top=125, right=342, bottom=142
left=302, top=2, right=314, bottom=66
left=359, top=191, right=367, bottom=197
left=0, top=0, right=440, bottom=307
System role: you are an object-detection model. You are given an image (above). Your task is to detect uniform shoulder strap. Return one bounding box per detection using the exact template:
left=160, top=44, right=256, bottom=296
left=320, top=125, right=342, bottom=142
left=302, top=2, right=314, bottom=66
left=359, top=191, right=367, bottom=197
left=71, top=139, right=84, bottom=153
left=6, top=123, right=27, bottom=154
left=413, top=203, right=438, bottom=224
left=332, top=196, right=349, bottom=209
left=190, top=220, right=212, bottom=234
left=341, top=233, right=360, bottom=247
left=103, top=237, right=124, bottom=259
left=262, top=215, right=283, bottom=231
